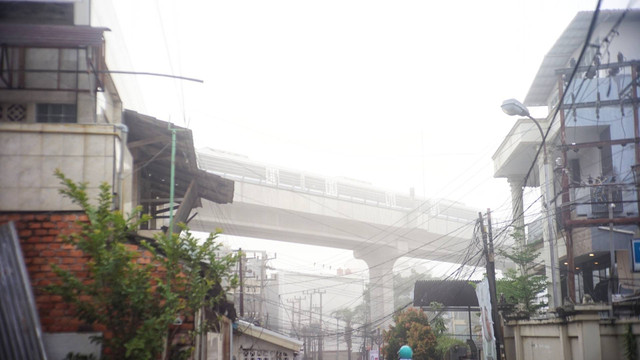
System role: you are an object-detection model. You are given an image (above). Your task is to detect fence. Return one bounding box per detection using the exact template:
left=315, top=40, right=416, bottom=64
left=0, top=221, right=47, bottom=360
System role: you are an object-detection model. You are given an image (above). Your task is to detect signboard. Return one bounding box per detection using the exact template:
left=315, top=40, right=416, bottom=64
left=475, top=277, right=496, bottom=360
left=632, top=239, right=640, bottom=272
left=369, top=349, right=379, bottom=360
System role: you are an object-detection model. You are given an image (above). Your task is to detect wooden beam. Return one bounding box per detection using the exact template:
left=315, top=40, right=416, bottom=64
left=128, top=135, right=171, bottom=149
left=565, top=216, right=640, bottom=227
left=171, top=179, right=199, bottom=234
left=140, top=198, right=185, bottom=204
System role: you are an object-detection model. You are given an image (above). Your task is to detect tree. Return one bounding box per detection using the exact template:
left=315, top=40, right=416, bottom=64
left=47, top=171, right=238, bottom=360
left=393, top=269, right=435, bottom=310
left=624, top=323, right=638, bottom=360
left=332, top=307, right=361, bottom=360
left=496, top=229, right=547, bottom=315
left=427, top=302, right=466, bottom=360
left=333, top=286, right=371, bottom=360
left=383, top=308, right=437, bottom=360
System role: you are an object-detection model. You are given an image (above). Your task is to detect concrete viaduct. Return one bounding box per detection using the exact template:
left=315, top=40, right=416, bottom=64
left=191, top=148, right=480, bottom=325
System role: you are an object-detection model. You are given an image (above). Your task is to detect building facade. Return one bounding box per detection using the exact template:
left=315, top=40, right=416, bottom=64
left=0, top=1, right=234, bottom=359
left=493, top=10, right=640, bottom=306
left=0, top=0, right=133, bottom=213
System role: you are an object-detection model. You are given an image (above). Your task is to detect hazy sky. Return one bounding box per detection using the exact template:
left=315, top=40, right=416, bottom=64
left=92, top=0, right=636, bottom=280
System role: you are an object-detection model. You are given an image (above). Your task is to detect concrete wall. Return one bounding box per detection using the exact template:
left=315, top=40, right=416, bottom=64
left=0, top=123, right=133, bottom=213
left=502, top=305, right=640, bottom=360
left=233, top=334, right=298, bottom=360
left=43, top=332, right=101, bottom=360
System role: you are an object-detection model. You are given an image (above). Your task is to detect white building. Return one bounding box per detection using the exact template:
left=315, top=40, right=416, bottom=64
left=493, top=9, right=640, bottom=308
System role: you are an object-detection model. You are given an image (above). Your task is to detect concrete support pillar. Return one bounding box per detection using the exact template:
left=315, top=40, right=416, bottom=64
left=559, top=324, right=572, bottom=360
left=538, top=156, right=562, bottom=309
left=577, top=320, right=601, bottom=360
left=354, top=248, right=398, bottom=330
left=508, top=177, right=525, bottom=232
left=513, top=325, right=524, bottom=360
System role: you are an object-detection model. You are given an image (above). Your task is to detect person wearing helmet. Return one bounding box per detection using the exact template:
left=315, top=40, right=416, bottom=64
left=397, top=345, right=412, bottom=360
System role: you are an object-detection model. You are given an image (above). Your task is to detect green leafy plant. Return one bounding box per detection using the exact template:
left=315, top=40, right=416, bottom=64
left=64, top=353, right=97, bottom=360
left=428, top=302, right=467, bottom=359
left=47, top=170, right=237, bottom=360
left=625, top=323, right=637, bottom=360
left=332, top=307, right=360, bottom=360
left=496, top=229, right=547, bottom=315
left=393, top=269, right=435, bottom=310
left=383, top=308, right=438, bottom=360
left=333, top=284, right=373, bottom=360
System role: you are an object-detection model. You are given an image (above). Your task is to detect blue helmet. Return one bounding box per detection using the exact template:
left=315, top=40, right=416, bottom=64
left=398, top=345, right=413, bottom=359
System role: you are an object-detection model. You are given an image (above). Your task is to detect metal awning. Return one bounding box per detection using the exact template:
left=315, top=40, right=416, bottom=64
left=524, top=10, right=640, bottom=106
left=124, top=110, right=234, bottom=233
left=0, top=24, right=109, bottom=47
left=236, top=320, right=303, bottom=352
left=413, top=280, right=479, bottom=309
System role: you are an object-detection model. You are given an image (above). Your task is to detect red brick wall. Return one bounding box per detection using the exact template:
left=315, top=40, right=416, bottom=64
left=1, top=212, right=92, bottom=332
left=0, top=212, right=195, bottom=339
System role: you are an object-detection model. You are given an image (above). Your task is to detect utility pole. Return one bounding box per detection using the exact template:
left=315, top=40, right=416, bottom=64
left=287, top=298, right=297, bottom=333
left=302, top=289, right=327, bottom=360
left=304, top=290, right=314, bottom=323
left=313, top=290, right=326, bottom=360
left=479, top=210, right=501, bottom=360
left=260, top=253, right=266, bottom=325
left=296, top=296, right=304, bottom=329
left=288, top=296, right=305, bottom=334
left=335, top=317, right=339, bottom=360
left=303, top=290, right=315, bottom=360
left=608, top=186, right=617, bottom=310
left=237, top=250, right=275, bottom=324
left=238, top=248, right=244, bottom=317
left=256, top=251, right=276, bottom=326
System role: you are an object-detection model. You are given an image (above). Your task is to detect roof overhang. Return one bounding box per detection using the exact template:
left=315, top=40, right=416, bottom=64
left=124, top=110, right=234, bottom=233
left=413, top=280, right=479, bottom=309
left=236, top=320, right=303, bottom=352
left=524, top=10, right=640, bottom=106
left=492, top=118, right=547, bottom=186
left=125, top=110, right=234, bottom=205
left=0, top=24, right=109, bottom=48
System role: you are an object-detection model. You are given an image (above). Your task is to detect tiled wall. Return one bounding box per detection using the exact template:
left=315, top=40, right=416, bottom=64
left=0, top=123, right=130, bottom=211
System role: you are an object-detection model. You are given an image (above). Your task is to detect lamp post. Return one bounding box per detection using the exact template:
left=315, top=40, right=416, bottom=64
left=501, top=98, right=561, bottom=310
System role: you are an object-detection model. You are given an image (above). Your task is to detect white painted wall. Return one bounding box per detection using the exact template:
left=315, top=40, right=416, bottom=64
left=42, top=332, right=101, bottom=360
left=0, top=123, right=133, bottom=213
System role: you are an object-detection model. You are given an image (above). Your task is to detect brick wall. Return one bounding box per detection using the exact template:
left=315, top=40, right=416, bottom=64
left=1, top=212, right=93, bottom=332
left=0, top=211, right=195, bottom=341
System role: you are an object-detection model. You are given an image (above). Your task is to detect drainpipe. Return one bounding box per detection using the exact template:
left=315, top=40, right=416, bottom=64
left=113, top=123, right=128, bottom=210
left=230, top=318, right=234, bottom=360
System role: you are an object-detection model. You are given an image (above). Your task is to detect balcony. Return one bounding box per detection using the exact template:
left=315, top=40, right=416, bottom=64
left=525, top=217, right=544, bottom=248
left=492, top=117, right=559, bottom=186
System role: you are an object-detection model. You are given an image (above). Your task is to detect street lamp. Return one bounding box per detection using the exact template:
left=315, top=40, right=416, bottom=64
left=501, top=98, right=561, bottom=310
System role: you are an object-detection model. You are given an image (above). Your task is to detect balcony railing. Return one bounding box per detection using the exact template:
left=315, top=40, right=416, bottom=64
left=525, top=217, right=544, bottom=247
left=589, top=185, right=623, bottom=215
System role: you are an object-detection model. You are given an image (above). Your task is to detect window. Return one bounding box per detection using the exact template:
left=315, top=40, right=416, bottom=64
left=36, top=104, right=77, bottom=123
left=599, top=129, right=613, bottom=176
left=266, top=167, right=279, bottom=185
left=0, top=104, right=27, bottom=122
left=325, top=179, right=337, bottom=196
left=569, top=159, right=581, bottom=184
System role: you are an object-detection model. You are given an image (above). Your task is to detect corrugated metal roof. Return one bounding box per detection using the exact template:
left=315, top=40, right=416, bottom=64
left=237, top=320, right=303, bottom=352
left=0, top=24, right=109, bottom=47
left=524, top=10, right=640, bottom=106
left=123, top=110, right=234, bottom=205
left=413, top=280, right=479, bottom=308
